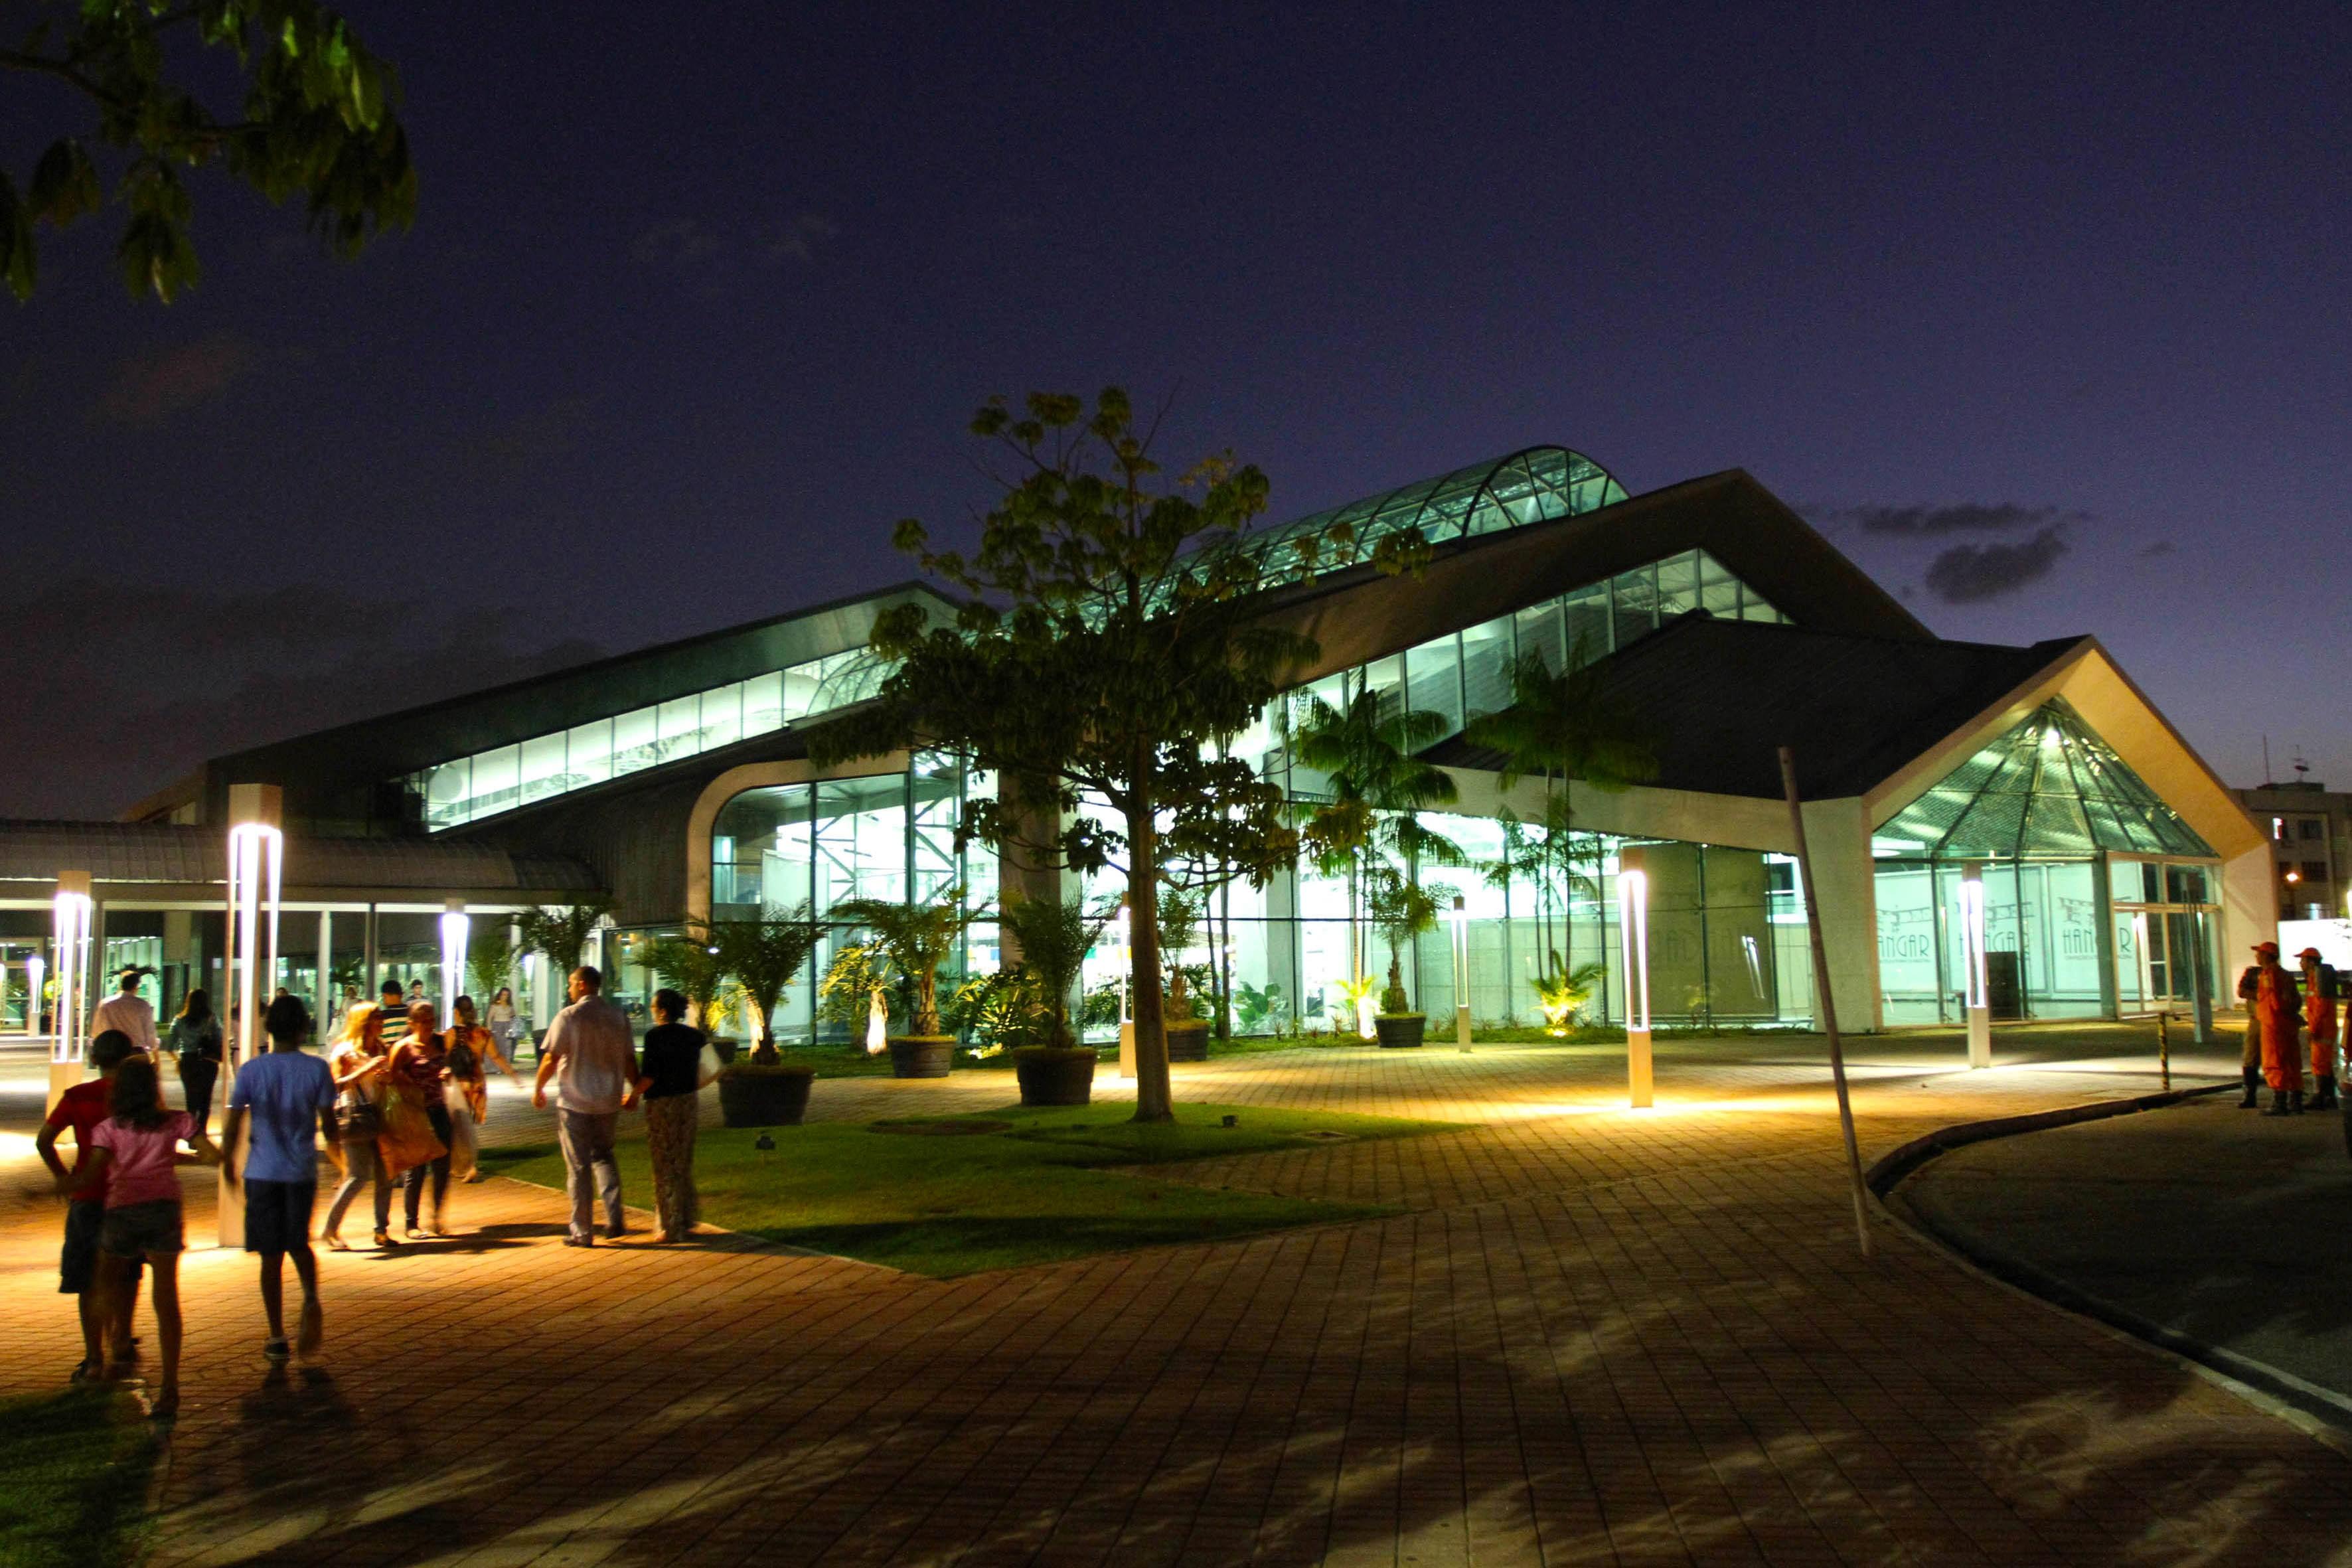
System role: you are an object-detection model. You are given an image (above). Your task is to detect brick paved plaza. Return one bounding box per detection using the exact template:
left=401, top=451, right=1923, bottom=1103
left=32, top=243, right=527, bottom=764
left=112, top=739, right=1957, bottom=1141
left=7, top=1031, right=2351, bottom=1567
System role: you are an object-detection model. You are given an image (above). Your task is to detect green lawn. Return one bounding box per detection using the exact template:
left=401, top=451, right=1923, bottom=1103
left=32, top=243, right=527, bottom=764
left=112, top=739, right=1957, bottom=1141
left=0, top=1391, right=157, bottom=1568
left=479, top=1101, right=1456, bottom=1276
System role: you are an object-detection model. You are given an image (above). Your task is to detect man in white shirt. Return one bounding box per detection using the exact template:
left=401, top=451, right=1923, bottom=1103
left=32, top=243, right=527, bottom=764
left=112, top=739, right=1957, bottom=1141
left=88, top=971, right=160, bottom=1059
left=532, top=965, right=639, bottom=1247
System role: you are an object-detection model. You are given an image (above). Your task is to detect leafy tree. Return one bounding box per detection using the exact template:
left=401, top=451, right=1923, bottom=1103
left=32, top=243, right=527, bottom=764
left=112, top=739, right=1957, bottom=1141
left=997, top=893, right=1116, bottom=1050
left=1369, top=874, right=1447, bottom=1015
left=808, top=388, right=1409, bottom=1123
left=464, top=923, right=514, bottom=1005
left=3, top=0, right=416, bottom=301
left=1293, top=683, right=1463, bottom=1024
left=514, top=898, right=612, bottom=980
left=824, top=889, right=980, bottom=1038
left=714, top=902, right=819, bottom=1064
left=1155, top=889, right=1204, bottom=1022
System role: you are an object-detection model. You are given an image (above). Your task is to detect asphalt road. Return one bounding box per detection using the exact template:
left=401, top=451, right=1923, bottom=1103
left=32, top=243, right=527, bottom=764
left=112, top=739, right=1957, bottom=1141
left=1895, top=1093, right=2352, bottom=1413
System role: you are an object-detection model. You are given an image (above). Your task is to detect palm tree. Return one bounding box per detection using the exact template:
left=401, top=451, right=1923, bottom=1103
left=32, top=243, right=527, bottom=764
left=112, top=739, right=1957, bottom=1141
left=1293, top=682, right=1464, bottom=1023
left=825, top=886, right=982, bottom=1037
left=645, top=922, right=730, bottom=1031
left=515, top=898, right=613, bottom=979
left=998, top=893, right=1117, bottom=1049
left=1464, top=641, right=1656, bottom=1012
left=714, top=902, right=821, bottom=1063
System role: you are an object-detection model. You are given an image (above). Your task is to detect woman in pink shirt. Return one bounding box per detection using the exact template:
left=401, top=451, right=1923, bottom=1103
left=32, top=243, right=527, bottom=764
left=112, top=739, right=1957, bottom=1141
left=69, top=1056, right=220, bottom=1419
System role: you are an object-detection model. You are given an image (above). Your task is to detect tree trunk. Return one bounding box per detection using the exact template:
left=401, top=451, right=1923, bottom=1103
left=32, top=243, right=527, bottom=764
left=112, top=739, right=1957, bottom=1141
left=1127, top=779, right=1173, bottom=1123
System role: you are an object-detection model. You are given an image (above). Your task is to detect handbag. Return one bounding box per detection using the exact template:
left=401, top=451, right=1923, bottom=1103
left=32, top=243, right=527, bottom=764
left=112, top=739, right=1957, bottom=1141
left=696, top=1042, right=724, bottom=1089
left=337, top=1091, right=384, bottom=1142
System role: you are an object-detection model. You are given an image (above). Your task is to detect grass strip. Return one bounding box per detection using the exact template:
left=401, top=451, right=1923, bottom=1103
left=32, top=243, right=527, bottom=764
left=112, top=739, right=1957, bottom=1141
left=481, top=1100, right=1456, bottom=1276
left=0, top=1389, right=159, bottom=1568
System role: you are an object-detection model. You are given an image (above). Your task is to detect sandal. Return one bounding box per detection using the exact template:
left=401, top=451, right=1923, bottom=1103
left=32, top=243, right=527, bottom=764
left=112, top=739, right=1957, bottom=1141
left=262, top=1338, right=291, bottom=1364
left=323, top=1233, right=351, bottom=1252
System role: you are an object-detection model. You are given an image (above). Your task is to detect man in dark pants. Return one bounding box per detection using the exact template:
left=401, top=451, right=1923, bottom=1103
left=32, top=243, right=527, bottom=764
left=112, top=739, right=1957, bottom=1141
left=222, top=995, right=337, bottom=1360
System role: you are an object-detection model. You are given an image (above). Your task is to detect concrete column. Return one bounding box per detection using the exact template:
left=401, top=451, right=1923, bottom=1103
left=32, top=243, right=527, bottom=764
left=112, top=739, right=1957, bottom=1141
left=1800, top=798, right=1883, bottom=1033
left=364, top=905, right=380, bottom=994
left=315, top=909, right=334, bottom=1040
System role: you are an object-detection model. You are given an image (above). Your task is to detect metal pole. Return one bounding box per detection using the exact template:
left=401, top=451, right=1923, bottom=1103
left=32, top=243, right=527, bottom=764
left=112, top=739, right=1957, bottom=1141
left=2157, top=1010, right=2172, bottom=1091
left=1778, top=745, right=1872, bottom=1258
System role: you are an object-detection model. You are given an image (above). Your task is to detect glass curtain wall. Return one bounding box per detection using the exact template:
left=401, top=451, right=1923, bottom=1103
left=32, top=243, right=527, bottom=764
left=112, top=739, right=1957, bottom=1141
left=701, top=755, right=995, bottom=1044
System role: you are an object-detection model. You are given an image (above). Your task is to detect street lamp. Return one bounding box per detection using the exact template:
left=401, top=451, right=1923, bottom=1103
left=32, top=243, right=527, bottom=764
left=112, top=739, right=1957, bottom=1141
left=1448, top=894, right=1472, bottom=1053
left=221, top=783, right=283, bottom=1249
left=438, top=898, right=470, bottom=1030
left=1618, top=845, right=1652, bottom=1108
left=1958, top=860, right=1990, bottom=1069
left=1115, top=894, right=1135, bottom=1079
left=48, top=872, right=93, bottom=1111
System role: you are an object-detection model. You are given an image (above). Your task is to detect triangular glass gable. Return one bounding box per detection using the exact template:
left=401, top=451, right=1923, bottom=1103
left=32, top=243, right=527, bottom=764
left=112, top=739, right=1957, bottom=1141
left=1878, top=700, right=2213, bottom=859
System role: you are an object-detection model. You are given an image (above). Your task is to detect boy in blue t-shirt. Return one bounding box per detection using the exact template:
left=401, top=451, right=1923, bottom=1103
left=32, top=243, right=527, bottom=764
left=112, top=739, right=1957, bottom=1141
left=222, top=995, right=338, bottom=1361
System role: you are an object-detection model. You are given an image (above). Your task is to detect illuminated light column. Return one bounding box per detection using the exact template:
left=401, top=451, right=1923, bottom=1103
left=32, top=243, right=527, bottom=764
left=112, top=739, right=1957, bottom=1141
left=439, top=898, right=470, bottom=1030
left=1959, top=860, right=1991, bottom=1069
left=1449, top=894, right=1473, bottom=1053
left=1115, top=896, right=1136, bottom=1079
left=1618, top=845, right=1653, bottom=1108
left=25, top=951, right=45, bottom=1039
left=315, top=909, right=334, bottom=1042
left=47, top=872, right=94, bottom=1113
left=220, top=783, right=284, bottom=1249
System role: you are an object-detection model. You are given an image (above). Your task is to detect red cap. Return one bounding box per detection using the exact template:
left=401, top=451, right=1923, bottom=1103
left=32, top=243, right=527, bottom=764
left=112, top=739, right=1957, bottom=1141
left=2298, top=947, right=2325, bottom=961
left=2254, top=941, right=2282, bottom=955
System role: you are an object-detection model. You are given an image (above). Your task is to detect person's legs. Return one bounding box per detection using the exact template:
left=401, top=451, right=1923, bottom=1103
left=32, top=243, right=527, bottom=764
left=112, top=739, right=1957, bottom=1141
left=61, top=1200, right=104, bottom=1372
left=290, top=1241, right=322, bottom=1356
left=644, top=1099, right=677, bottom=1238
left=372, top=1149, right=395, bottom=1237
left=590, top=1113, right=623, bottom=1236
left=557, top=1110, right=595, bottom=1242
left=424, top=1105, right=453, bottom=1226
left=324, top=1148, right=368, bottom=1237
left=187, top=1059, right=218, bottom=1133
left=258, top=1252, right=287, bottom=1342
left=148, top=1254, right=181, bottom=1414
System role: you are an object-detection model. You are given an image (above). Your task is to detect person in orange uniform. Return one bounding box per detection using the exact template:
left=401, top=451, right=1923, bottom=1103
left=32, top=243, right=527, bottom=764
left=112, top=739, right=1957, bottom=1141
left=2237, top=941, right=2304, bottom=1116
left=2298, top=947, right=2339, bottom=1111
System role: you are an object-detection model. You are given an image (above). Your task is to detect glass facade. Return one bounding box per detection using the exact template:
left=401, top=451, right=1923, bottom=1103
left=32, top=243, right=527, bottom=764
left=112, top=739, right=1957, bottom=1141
left=412, top=647, right=884, bottom=831
left=695, top=755, right=997, bottom=1043
left=1873, top=702, right=2219, bottom=1024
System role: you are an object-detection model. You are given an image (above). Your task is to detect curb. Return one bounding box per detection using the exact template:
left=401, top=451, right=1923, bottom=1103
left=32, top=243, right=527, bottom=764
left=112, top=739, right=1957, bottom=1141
left=1871, top=1081, right=2352, bottom=1438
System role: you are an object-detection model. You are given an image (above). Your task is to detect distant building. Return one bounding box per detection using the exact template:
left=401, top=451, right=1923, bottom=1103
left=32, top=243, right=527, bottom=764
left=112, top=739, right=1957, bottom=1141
left=2232, top=777, right=2352, bottom=921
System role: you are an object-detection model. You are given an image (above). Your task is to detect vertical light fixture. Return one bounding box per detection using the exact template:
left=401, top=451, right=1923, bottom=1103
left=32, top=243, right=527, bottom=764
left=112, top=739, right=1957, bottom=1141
left=438, top=898, right=470, bottom=1030
left=1449, top=894, right=1472, bottom=1052
left=1618, top=844, right=1653, bottom=1108
left=1958, top=860, right=1990, bottom=1069
left=220, top=785, right=282, bottom=1251
left=48, top=871, right=94, bottom=1111
left=315, top=909, right=335, bottom=1041
left=25, top=949, right=45, bottom=1039
left=1115, top=894, right=1135, bottom=1078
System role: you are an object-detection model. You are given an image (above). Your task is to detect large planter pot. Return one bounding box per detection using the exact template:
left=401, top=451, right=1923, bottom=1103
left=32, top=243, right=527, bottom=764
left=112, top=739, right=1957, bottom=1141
left=888, top=1036, right=957, bottom=1079
left=1374, top=1013, right=1426, bottom=1050
left=1164, top=1020, right=1211, bottom=1062
left=1012, top=1047, right=1097, bottom=1107
left=718, top=1067, right=813, bottom=1127
left=710, top=1037, right=740, bottom=1066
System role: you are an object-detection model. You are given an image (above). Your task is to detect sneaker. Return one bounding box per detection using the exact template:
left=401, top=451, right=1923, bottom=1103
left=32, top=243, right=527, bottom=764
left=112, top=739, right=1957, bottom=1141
left=563, top=1235, right=593, bottom=1249
left=262, top=1338, right=291, bottom=1364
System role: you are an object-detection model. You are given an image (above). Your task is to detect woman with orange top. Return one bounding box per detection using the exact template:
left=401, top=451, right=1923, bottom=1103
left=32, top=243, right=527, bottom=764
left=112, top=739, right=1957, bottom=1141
left=443, top=994, right=520, bottom=1183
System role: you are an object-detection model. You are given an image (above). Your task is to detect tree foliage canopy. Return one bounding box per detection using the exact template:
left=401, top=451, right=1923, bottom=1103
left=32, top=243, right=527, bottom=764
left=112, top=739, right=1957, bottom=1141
left=3, top=0, right=416, bottom=301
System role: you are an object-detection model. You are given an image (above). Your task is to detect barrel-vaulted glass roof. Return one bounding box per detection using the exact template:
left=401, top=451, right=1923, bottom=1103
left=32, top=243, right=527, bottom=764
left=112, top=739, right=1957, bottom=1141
left=1244, top=445, right=1626, bottom=580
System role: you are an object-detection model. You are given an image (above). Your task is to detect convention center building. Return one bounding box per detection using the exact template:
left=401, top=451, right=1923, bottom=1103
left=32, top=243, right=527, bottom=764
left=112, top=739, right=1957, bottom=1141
left=0, top=447, right=2268, bottom=1042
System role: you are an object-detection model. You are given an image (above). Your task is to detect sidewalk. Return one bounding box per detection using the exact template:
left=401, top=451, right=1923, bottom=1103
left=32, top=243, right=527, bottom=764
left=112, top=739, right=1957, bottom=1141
left=5, top=1028, right=2349, bottom=1566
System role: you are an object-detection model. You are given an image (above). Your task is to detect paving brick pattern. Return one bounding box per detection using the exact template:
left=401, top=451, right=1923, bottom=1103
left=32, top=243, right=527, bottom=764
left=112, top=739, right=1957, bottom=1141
left=5, top=1036, right=2349, bottom=1566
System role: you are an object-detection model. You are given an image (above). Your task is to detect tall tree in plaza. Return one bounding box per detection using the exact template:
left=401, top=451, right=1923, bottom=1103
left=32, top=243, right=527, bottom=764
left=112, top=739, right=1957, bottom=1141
left=3, top=1, right=415, bottom=301
left=809, top=388, right=1415, bottom=1122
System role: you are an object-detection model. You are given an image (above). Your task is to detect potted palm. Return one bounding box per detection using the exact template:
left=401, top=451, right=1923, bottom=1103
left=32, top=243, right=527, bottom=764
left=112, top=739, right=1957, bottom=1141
left=999, top=893, right=1113, bottom=1106
left=826, top=887, right=981, bottom=1079
left=1156, top=891, right=1212, bottom=1062
left=1370, top=873, right=1441, bottom=1048
left=645, top=923, right=738, bottom=1062
left=712, top=902, right=821, bottom=1127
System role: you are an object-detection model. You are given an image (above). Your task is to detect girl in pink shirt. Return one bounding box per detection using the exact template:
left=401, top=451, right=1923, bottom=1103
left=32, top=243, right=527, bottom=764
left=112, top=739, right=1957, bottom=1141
left=72, top=1058, right=220, bottom=1418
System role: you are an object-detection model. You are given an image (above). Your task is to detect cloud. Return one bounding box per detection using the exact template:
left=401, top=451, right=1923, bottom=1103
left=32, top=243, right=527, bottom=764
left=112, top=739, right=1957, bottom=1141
left=0, top=579, right=600, bottom=819
left=2140, top=540, right=2175, bottom=558
left=1835, top=501, right=2087, bottom=537
left=763, top=212, right=838, bottom=264
left=1922, top=526, right=2071, bottom=604
left=99, top=333, right=255, bottom=424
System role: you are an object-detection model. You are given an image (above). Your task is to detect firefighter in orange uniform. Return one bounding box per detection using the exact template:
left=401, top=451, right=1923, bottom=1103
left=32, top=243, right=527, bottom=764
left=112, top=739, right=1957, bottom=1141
left=2237, top=941, right=2304, bottom=1115
left=2299, top=947, right=2339, bottom=1111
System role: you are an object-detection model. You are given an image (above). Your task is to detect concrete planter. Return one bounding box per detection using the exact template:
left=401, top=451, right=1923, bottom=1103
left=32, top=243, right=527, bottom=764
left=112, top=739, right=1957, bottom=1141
left=718, top=1067, right=813, bottom=1127
left=1164, top=1020, right=1211, bottom=1062
left=1012, top=1047, right=1097, bottom=1106
left=888, top=1036, right=957, bottom=1079
left=1374, top=1014, right=1426, bottom=1049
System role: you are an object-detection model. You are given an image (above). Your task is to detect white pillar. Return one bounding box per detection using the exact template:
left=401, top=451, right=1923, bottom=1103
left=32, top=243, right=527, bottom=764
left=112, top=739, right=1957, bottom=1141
left=1449, top=894, right=1472, bottom=1053
left=1960, top=861, right=1992, bottom=1068
left=315, top=909, right=335, bottom=1042
left=220, top=783, right=284, bottom=1249
left=47, top=872, right=94, bottom=1113
left=1619, top=846, right=1653, bottom=1108
left=438, top=898, right=469, bottom=1030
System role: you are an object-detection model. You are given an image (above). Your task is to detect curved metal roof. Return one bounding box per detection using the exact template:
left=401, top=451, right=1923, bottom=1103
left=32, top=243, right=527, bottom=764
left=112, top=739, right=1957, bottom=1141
left=1247, top=445, right=1627, bottom=580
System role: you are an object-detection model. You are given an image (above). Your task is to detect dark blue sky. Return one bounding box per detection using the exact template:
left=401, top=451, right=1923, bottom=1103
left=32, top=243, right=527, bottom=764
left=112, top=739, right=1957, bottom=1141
left=4, top=3, right=2347, bottom=816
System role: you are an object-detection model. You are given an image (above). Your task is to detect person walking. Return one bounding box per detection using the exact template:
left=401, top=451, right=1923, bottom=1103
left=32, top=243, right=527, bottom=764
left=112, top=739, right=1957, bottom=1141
left=90, top=971, right=160, bottom=1059
left=387, top=1002, right=455, bottom=1238
left=2300, top=947, right=2341, bottom=1111
left=221, top=996, right=336, bottom=1362
left=532, top=965, right=638, bottom=1248
left=2238, top=941, right=2305, bottom=1115
left=487, top=986, right=522, bottom=1065
left=637, top=989, right=708, bottom=1243
left=71, top=1056, right=222, bottom=1419
left=443, top=994, right=520, bottom=1183
left=35, top=1030, right=142, bottom=1382
left=166, top=990, right=225, bottom=1135
left=323, top=1006, right=398, bottom=1251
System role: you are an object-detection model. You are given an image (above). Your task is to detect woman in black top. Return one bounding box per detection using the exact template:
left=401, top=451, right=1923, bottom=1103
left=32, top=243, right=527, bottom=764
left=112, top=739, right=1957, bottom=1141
left=635, top=990, right=706, bottom=1244
left=167, top=990, right=224, bottom=1135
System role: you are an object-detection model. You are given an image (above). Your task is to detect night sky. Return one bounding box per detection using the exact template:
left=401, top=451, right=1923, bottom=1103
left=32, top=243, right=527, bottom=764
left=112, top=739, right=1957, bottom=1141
left=5, top=3, right=2347, bottom=819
